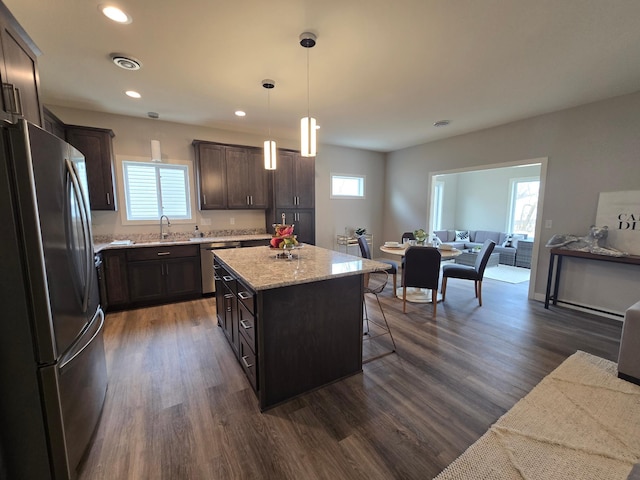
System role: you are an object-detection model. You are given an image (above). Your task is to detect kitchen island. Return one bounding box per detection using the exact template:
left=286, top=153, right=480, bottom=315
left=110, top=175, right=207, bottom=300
left=213, top=245, right=390, bottom=411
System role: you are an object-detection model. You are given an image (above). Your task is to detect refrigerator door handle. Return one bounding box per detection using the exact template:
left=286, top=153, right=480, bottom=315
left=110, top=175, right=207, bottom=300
left=59, top=308, right=104, bottom=371
left=66, top=158, right=93, bottom=314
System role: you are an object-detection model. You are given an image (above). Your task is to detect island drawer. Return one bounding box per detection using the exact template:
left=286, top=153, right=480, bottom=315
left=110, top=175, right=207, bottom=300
left=238, top=301, right=255, bottom=349
left=239, top=335, right=257, bottom=391
left=237, top=280, right=255, bottom=314
left=126, top=244, right=199, bottom=261
left=216, top=262, right=237, bottom=293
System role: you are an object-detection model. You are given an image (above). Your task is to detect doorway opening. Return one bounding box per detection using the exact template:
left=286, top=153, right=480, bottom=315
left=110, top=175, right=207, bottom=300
left=427, top=157, right=547, bottom=299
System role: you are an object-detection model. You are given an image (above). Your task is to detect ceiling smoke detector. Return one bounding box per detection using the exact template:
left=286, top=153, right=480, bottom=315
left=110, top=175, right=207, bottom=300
left=110, top=54, right=141, bottom=70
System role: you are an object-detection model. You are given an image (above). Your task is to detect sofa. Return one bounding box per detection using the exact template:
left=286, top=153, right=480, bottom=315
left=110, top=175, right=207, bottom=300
left=433, top=229, right=527, bottom=266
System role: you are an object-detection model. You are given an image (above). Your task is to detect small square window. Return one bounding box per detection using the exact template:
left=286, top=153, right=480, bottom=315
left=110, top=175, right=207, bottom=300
left=331, top=174, right=365, bottom=198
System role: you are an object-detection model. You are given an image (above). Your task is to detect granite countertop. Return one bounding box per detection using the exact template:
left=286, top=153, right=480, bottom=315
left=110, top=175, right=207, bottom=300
left=94, top=233, right=272, bottom=253
left=214, top=244, right=391, bottom=291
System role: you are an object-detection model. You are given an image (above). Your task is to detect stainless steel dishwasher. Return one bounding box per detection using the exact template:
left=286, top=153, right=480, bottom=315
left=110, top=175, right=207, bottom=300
left=200, top=242, right=241, bottom=294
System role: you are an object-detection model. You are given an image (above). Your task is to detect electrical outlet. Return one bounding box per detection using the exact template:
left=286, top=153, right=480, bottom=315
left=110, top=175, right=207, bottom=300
left=545, top=219, right=552, bottom=229
left=230, top=217, right=235, bottom=225
left=202, top=218, right=212, bottom=225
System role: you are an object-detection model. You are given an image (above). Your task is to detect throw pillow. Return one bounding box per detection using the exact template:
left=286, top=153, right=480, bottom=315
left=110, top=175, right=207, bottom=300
left=455, top=230, right=469, bottom=241
left=502, top=234, right=513, bottom=247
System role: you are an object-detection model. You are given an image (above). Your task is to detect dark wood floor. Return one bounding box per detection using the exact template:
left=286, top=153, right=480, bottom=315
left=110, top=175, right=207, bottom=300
left=78, top=276, right=622, bottom=480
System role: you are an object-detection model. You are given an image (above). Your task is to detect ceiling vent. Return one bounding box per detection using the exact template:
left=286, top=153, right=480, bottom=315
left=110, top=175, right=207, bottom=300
left=110, top=54, right=141, bottom=70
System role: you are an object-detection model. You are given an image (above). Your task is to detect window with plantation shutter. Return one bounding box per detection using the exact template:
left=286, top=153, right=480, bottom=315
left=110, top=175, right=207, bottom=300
left=122, top=161, right=192, bottom=221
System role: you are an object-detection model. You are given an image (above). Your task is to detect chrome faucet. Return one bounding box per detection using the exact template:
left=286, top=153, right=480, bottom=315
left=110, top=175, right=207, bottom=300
left=160, top=215, right=171, bottom=240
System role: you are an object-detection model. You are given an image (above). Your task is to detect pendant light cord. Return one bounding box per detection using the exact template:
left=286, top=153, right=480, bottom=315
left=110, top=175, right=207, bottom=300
left=306, top=48, right=311, bottom=119
left=267, top=89, right=271, bottom=136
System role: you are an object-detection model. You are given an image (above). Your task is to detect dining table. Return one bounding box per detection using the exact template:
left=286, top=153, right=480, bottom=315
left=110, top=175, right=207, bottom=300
left=379, top=243, right=462, bottom=303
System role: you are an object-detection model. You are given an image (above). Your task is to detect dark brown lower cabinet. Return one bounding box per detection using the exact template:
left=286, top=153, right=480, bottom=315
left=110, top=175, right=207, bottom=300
left=101, top=245, right=201, bottom=310
left=127, top=247, right=201, bottom=305
left=101, top=250, right=130, bottom=308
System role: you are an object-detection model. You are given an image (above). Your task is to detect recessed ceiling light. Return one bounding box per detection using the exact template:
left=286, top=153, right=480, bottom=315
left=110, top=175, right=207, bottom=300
left=235, top=111, right=246, bottom=117
left=125, top=90, right=141, bottom=99
left=99, top=5, right=132, bottom=24
left=433, top=120, right=451, bottom=127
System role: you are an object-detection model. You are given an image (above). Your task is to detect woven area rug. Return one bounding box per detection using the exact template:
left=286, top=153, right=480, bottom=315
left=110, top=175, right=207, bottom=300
left=483, top=265, right=530, bottom=284
left=434, top=351, right=640, bottom=480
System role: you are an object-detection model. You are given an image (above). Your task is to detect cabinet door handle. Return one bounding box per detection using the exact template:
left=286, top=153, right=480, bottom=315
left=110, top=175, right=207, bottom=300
left=106, top=193, right=111, bottom=205
left=203, top=194, right=207, bottom=204
left=214, top=275, right=221, bottom=281
left=223, top=293, right=234, bottom=299
left=238, top=291, right=251, bottom=300
left=241, top=356, right=254, bottom=369
left=213, top=264, right=221, bottom=270
left=222, top=275, right=234, bottom=282
left=157, top=252, right=171, bottom=256
left=240, top=320, right=252, bottom=330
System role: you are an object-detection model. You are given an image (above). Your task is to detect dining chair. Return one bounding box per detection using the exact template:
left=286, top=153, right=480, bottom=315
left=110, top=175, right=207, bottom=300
left=401, top=232, right=415, bottom=243
left=400, top=232, right=416, bottom=270
left=358, top=236, right=397, bottom=297
left=441, top=239, right=496, bottom=306
left=402, top=246, right=442, bottom=317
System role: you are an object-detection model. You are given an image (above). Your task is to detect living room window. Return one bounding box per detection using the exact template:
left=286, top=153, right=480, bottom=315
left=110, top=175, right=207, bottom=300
left=331, top=174, right=365, bottom=198
left=122, top=160, right=192, bottom=221
left=508, top=177, right=539, bottom=237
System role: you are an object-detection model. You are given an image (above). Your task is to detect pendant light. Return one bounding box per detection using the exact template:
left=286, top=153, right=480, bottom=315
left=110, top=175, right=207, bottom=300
left=299, top=32, right=317, bottom=157
left=262, top=79, right=277, bottom=170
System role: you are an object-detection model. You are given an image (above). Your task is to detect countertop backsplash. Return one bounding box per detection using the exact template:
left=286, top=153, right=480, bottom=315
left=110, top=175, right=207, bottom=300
left=93, top=228, right=267, bottom=245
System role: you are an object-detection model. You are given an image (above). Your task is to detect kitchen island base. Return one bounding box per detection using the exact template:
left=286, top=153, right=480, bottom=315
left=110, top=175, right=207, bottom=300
left=258, top=274, right=363, bottom=410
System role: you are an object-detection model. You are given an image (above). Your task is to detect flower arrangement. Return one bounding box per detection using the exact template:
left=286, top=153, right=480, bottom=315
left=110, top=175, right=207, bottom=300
left=414, top=228, right=427, bottom=244
left=270, top=223, right=298, bottom=249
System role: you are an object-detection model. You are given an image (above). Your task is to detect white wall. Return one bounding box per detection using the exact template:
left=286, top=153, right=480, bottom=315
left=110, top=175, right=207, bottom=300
left=314, top=144, right=386, bottom=253
left=51, top=106, right=384, bottom=251
left=383, top=91, right=640, bottom=317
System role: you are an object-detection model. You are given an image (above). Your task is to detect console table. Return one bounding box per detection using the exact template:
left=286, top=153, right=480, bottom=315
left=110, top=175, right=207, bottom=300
left=336, top=233, right=372, bottom=254
left=545, top=247, right=640, bottom=316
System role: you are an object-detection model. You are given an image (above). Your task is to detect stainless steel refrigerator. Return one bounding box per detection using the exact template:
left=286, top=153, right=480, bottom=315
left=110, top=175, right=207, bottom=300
left=0, top=120, right=107, bottom=479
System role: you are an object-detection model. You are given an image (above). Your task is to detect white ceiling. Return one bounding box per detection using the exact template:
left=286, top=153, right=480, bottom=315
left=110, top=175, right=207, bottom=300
left=7, top=0, right=640, bottom=152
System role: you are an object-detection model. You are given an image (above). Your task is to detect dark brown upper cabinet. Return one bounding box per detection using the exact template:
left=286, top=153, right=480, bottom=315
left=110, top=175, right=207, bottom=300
left=226, top=146, right=268, bottom=209
left=0, top=2, right=42, bottom=126
left=193, top=141, right=227, bottom=209
left=65, top=125, right=117, bottom=211
left=274, top=151, right=315, bottom=209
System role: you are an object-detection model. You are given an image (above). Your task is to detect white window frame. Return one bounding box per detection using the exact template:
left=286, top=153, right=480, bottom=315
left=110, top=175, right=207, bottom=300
left=330, top=173, right=366, bottom=199
left=430, top=180, right=444, bottom=232
left=507, top=176, right=540, bottom=237
left=116, top=155, right=196, bottom=225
